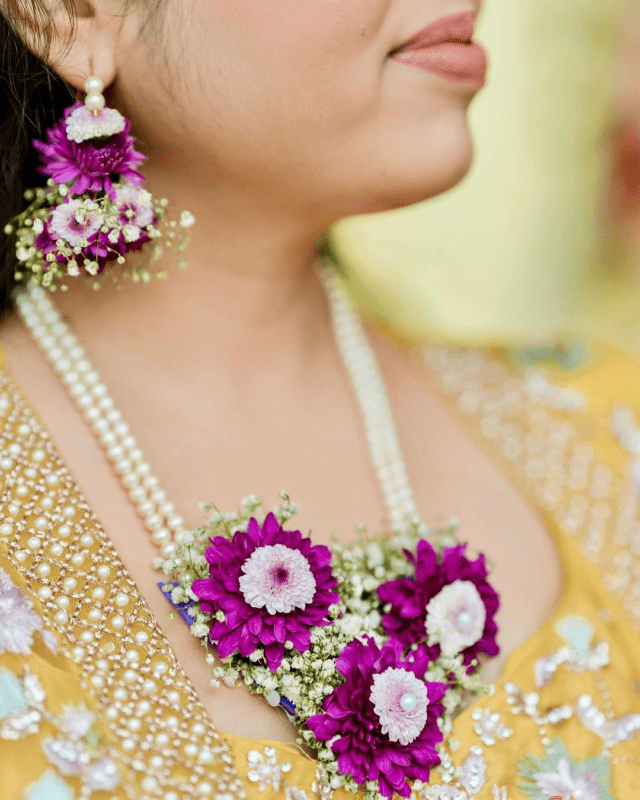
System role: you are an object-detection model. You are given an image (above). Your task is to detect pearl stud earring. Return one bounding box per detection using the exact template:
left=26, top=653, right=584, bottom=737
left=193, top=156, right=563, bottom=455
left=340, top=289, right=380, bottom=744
left=84, top=75, right=107, bottom=114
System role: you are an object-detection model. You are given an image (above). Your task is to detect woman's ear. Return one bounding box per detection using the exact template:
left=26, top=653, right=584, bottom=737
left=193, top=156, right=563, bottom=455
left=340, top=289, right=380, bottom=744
left=9, top=0, right=120, bottom=91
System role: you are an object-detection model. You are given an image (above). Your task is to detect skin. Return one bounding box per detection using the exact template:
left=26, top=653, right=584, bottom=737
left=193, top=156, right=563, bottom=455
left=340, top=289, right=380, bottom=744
left=0, top=0, right=563, bottom=742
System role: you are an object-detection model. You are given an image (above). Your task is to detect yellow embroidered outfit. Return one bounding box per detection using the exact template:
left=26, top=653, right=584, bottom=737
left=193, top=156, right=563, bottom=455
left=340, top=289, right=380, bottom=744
left=1, top=335, right=640, bottom=799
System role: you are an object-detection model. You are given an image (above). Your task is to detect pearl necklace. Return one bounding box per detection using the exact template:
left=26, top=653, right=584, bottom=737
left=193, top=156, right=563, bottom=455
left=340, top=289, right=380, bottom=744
left=13, top=256, right=422, bottom=566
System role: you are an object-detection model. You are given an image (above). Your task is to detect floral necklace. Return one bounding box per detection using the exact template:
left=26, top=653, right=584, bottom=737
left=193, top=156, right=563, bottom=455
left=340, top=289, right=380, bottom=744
left=14, top=261, right=501, bottom=800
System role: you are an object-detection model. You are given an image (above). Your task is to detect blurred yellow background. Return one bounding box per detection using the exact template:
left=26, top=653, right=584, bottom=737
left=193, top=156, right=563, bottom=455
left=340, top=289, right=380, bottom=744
left=328, top=0, right=640, bottom=359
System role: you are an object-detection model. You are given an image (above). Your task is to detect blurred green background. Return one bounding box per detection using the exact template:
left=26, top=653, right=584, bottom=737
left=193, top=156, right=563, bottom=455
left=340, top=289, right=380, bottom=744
left=327, top=0, right=640, bottom=359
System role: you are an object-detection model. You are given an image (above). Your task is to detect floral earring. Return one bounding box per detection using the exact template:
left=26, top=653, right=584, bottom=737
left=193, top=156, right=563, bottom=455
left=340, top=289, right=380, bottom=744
left=5, top=75, right=195, bottom=291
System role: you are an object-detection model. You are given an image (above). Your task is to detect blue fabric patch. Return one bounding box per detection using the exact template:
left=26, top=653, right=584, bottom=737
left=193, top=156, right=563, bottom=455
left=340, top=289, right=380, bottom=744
left=23, top=770, right=75, bottom=800
left=0, top=667, right=28, bottom=717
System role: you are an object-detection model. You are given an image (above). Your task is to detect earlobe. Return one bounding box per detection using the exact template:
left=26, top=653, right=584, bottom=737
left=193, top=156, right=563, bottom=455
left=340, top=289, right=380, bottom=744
left=9, top=0, right=118, bottom=93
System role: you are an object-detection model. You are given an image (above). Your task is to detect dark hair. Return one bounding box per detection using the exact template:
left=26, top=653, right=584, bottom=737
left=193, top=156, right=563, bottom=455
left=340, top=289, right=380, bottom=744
left=0, top=2, right=80, bottom=315
left=0, top=1, right=344, bottom=318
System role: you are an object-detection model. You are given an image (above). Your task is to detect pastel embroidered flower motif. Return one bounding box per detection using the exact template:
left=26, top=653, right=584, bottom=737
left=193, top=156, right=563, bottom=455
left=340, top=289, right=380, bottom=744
left=0, top=568, right=43, bottom=655
left=246, top=746, right=292, bottom=792
left=41, top=737, right=91, bottom=777
left=58, top=704, right=96, bottom=738
left=65, top=104, right=126, bottom=143
left=191, top=512, right=339, bottom=670
left=534, top=758, right=600, bottom=800
left=307, top=636, right=447, bottom=799
left=378, top=540, right=499, bottom=670
left=516, top=737, right=613, bottom=800
left=33, top=102, right=146, bottom=199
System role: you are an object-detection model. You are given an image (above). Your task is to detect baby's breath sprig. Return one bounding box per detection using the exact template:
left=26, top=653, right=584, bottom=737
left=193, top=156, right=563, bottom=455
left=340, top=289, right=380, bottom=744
left=158, top=493, right=500, bottom=800
left=6, top=178, right=194, bottom=292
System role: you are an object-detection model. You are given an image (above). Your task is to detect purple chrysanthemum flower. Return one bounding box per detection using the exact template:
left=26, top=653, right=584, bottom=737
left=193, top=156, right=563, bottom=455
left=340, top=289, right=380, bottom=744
left=378, top=540, right=500, bottom=670
left=190, top=512, right=340, bottom=671
left=33, top=102, right=146, bottom=199
left=307, top=637, right=446, bottom=798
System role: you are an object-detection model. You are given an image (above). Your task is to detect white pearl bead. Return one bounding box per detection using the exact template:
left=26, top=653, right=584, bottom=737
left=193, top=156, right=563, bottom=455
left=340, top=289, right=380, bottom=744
left=85, top=91, right=105, bottom=112
left=400, top=692, right=418, bottom=712
left=84, top=76, right=104, bottom=93
left=457, top=611, right=473, bottom=630
left=110, top=615, right=125, bottom=630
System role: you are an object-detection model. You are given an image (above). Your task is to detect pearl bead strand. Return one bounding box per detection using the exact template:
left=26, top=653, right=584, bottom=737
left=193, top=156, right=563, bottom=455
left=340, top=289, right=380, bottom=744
left=14, top=288, right=186, bottom=560
left=316, top=260, right=420, bottom=531
left=14, top=255, right=422, bottom=566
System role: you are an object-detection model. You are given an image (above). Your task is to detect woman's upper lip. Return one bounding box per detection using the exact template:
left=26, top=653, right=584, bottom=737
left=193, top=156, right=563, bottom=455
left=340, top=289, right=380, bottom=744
left=390, top=9, right=477, bottom=55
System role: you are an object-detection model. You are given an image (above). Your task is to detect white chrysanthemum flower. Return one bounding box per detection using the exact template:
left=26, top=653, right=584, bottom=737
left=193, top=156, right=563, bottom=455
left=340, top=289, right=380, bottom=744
left=114, top=183, right=155, bottom=229
left=425, top=580, right=486, bottom=657
left=239, top=544, right=316, bottom=615
left=66, top=105, right=126, bottom=143
left=50, top=199, right=104, bottom=248
left=370, top=667, right=429, bottom=745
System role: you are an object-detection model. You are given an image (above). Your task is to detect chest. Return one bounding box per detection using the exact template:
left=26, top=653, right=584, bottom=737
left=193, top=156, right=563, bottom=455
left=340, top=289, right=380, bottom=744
left=0, top=320, right=565, bottom=741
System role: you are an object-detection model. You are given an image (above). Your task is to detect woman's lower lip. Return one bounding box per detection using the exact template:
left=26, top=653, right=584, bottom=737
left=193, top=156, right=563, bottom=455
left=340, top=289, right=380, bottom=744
left=390, top=42, right=487, bottom=87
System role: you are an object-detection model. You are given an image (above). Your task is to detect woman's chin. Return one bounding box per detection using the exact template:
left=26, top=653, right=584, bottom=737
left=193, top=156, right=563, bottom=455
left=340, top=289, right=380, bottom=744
left=364, top=148, right=475, bottom=213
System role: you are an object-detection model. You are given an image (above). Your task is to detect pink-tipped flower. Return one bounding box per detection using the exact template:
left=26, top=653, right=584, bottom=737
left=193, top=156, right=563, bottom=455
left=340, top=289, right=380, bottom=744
left=191, top=513, right=340, bottom=671
left=33, top=103, right=146, bottom=199
left=307, top=637, right=446, bottom=798
left=378, top=540, right=500, bottom=670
